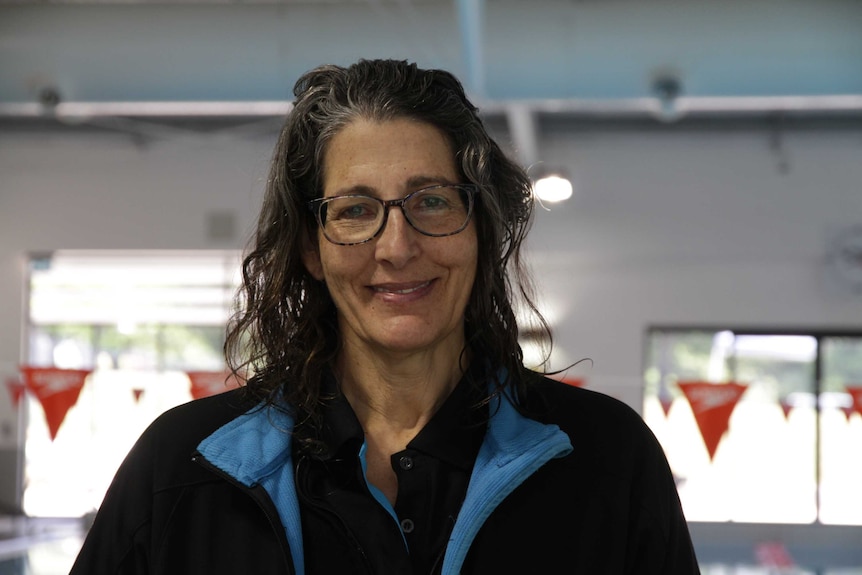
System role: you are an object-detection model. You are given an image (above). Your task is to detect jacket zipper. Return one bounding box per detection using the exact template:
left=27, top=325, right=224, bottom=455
left=296, top=493, right=376, bottom=574
left=294, top=456, right=376, bottom=574
left=191, top=451, right=297, bottom=575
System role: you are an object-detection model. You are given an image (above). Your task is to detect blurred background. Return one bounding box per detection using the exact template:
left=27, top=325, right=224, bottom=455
left=1, top=0, right=862, bottom=572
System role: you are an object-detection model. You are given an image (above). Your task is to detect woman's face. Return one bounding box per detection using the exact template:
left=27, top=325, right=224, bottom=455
left=302, top=117, right=478, bottom=358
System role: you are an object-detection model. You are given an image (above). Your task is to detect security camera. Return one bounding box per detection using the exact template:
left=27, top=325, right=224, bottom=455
left=650, top=74, right=684, bottom=122
left=38, top=87, right=62, bottom=110
left=651, top=75, right=682, bottom=103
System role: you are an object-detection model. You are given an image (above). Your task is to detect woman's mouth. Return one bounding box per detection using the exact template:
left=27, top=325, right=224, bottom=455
left=371, top=280, right=432, bottom=295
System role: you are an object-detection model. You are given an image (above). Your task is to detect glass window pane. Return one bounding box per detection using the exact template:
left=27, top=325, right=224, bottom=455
left=644, top=330, right=818, bottom=523
left=819, top=336, right=862, bottom=525
left=644, top=330, right=730, bottom=521
left=728, top=335, right=817, bottom=523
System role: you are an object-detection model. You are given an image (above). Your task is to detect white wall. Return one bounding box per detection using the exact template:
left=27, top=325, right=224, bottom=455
left=524, top=121, right=862, bottom=405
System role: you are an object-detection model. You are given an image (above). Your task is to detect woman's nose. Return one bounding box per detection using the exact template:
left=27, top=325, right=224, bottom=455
left=374, top=207, right=420, bottom=268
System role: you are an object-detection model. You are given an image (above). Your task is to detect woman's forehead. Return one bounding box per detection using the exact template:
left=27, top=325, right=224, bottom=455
left=321, top=118, right=458, bottom=195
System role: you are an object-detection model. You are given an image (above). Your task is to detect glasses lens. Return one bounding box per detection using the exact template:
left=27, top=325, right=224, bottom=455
left=404, top=186, right=472, bottom=236
left=320, top=196, right=383, bottom=244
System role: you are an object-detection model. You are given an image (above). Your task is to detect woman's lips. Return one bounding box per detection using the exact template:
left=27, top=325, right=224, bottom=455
left=371, top=280, right=432, bottom=295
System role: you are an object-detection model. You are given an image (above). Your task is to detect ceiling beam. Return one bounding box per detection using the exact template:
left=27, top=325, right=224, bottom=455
left=456, top=0, right=485, bottom=98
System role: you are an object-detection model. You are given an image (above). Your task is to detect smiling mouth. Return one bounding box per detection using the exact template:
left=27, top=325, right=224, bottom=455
left=372, top=280, right=432, bottom=295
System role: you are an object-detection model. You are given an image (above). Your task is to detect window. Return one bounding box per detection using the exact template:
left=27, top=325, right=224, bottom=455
left=23, top=250, right=242, bottom=517
left=644, top=328, right=862, bottom=525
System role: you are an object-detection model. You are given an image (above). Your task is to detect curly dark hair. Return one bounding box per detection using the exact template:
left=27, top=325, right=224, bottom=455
left=224, top=58, right=551, bottom=420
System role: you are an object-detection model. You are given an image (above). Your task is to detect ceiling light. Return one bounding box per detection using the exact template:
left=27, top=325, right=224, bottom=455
left=533, top=174, right=573, bottom=203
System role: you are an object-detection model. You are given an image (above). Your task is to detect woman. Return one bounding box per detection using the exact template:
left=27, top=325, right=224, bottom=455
left=70, top=59, right=700, bottom=574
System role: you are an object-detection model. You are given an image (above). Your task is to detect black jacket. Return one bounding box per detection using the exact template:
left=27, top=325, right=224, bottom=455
left=70, top=377, right=701, bottom=574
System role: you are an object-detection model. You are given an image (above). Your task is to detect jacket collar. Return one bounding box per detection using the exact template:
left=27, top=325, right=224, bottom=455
left=197, top=369, right=573, bottom=575
left=197, top=403, right=295, bottom=487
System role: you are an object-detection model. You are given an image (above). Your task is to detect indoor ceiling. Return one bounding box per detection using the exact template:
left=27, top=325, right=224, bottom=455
left=2, top=0, right=861, bottom=165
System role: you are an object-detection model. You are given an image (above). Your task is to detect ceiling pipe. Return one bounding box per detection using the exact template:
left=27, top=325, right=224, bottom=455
left=478, top=94, right=862, bottom=120
left=0, top=101, right=293, bottom=119
left=2, top=95, right=862, bottom=121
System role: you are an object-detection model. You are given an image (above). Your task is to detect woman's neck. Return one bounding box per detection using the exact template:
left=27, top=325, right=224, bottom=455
left=335, top=339, right=468, bottom=435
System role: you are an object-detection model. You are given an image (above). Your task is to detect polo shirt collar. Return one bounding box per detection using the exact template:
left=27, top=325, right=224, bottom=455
left=314, top=365, right=488, bottom=472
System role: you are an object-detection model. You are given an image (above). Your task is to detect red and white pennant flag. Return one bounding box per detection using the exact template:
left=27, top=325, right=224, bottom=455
left=677, top=381, right=747, bottom=462
left=20, top=366, right=92, bottom=440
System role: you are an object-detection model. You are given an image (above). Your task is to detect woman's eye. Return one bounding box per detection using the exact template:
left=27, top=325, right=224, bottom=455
left=343, top=205, right=367, bottom=218
left=332, top=200, right=377, bottom=220
left=415, top=194, right=449, bottom=211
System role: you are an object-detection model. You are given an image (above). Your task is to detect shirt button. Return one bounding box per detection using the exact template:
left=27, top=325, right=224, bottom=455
left=398, top=456, right=414, bottom=470
left=400, top=518, right=415, bottom=533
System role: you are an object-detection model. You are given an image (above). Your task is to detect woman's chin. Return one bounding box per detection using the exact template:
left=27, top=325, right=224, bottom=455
left=369, top=324, right=460, bottom=356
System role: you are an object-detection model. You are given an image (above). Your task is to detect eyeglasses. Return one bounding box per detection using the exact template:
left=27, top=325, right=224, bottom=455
left=308, top=184, right=477, bottom=246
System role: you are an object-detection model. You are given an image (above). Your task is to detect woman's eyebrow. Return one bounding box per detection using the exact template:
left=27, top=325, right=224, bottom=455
left=328, top=175, right=457, bottom=197
left=327, top=184, right=375, bottom=197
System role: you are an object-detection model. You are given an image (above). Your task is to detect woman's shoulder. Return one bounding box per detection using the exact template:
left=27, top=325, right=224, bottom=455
left=519, top=373, right=674, bottom=483
left=525, top=373, right=640, bottom=420
left=150, top=387, right=255, bottom=432
left=132, top=388, right=258, bottom=464
left=522, top=372, right=657, bottom=450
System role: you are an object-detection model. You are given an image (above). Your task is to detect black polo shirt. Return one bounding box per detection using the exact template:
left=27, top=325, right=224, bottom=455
left=294, top=371, right=488, bottom=575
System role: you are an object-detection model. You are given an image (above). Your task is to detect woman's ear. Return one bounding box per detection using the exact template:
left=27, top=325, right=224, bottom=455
left=301, top=230, right=325, bottom=281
